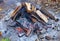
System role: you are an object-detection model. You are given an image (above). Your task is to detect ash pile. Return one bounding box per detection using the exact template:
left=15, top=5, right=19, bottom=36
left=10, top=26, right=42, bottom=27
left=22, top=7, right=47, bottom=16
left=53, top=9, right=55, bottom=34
left=0, top=2, right=60, bottom=41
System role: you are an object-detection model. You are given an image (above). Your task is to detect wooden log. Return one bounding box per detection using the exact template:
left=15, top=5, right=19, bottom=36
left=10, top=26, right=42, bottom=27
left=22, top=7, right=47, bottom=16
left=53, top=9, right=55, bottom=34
left=10, top=3, right=22, bottom=20
left=25, top=2, right=36, bottom=13
left=35, top=10, right=48, bottom=23
left=40, top=7, right=59, bottom=22
left=31, top=14, right=46, bottom=25
left=16, top=21, right=32, bottom=37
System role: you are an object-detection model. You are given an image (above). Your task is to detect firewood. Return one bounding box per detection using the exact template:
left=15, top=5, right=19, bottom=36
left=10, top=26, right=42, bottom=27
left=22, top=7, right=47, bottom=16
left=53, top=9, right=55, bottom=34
left=31, top=15, right=46, bottom=25
left=25, top=2, right=36, bottom=13
left=10, top=4, right=22, bottom=20
left=35, top=10, right=48, bottom=23
left=16, top=21, right=32, bottom=37
left=40, top=7, right=59, bottom=22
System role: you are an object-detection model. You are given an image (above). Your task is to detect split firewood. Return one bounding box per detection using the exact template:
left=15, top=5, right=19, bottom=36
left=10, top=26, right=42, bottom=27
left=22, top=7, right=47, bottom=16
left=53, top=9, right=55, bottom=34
left=40, top=7, right=59, bottom=22
left=11, top=6, right=21, bottom=17
left=10, top=3, right=22, bottom=20
left=25, top=2, right=31, bottom=13
left=31, top=11, right=48, bottom=23
left=25, top=2, right=36, bottom=13
left=35, top=10, right=48, bottom=23
left=31, top=15, right=46, bottom=25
